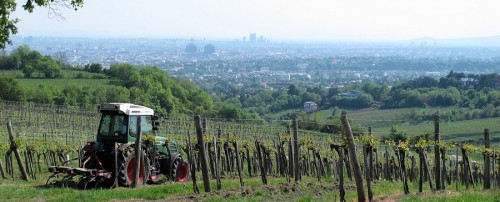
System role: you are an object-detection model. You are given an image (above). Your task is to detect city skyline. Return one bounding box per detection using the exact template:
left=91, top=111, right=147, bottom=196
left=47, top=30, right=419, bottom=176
left=10, top=0, right=500, bottom=42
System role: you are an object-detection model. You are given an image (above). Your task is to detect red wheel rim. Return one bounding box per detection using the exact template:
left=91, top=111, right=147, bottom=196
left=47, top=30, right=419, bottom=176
left=176, top=163, right=188, bottom=182
left=127, top=157, right=144, bottom=183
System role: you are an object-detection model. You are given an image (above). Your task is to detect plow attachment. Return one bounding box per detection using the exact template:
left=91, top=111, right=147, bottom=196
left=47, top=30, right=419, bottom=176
left=47, top=166, right=113, bottom=189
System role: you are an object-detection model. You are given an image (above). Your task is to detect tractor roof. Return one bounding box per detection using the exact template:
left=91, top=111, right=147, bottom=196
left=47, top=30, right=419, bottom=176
left=99, top=103, right=154, bottom=116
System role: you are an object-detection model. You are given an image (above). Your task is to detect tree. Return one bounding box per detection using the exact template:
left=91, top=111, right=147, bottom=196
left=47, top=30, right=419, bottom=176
left=84, top=63, right=103, bottom=73
left=0, top=77, right=23, bottom=101
left=22, top=64, right=34, bottom=78
left=287, top=84, right=299, bottom=96
left=0, top=0, right=84, bottom=48
left=36, top=55, right=62, bottom=78
left=389, top=125, right=407, bottom=142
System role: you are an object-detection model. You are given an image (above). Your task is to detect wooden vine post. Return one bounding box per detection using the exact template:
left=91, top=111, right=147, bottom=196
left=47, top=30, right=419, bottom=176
left=398, top=142, right=410, bottom=194
left=132, top=117, right=143, bottom=188
left=187, top=131, right=200, bottom=193
left=341, top=116, right=366, bottom=202
left=484, top=128, right=490, bottom=189
left=292, top=118, right=300, bottom=182
left=455, top=144, right=459, bottom=191
left=493, top=150, right=496, bottom=189
left=332, top=144, right=346, bottom=202
left=361, top=129, right=374, bottom=201
left=0, top=154, right=6, bottom=179
left=194, top=115, right=211, bottom=192
left=214, top=132, right=221, bottom=190
left=233, top=141, right=244, bottom=186
left=434, top=113, right=441, bottom=190
left=255, top=140, right=268, bottom=185
left=7, top=122, right=29, bottom=181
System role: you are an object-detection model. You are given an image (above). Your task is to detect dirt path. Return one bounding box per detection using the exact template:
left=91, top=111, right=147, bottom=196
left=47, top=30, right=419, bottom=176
left=131, top=181, right=356, bottom=202
left=372, top=190, right=461, bottom=202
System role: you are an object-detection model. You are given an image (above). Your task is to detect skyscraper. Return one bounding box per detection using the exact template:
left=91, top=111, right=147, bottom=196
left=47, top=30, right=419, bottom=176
left=249, top=33, right=257, bottom=43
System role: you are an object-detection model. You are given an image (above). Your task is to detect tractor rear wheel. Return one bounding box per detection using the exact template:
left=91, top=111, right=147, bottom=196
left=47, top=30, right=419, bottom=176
left=118, top=150, right=149, bottom=187
left=171, top=158, right=188, bottom=182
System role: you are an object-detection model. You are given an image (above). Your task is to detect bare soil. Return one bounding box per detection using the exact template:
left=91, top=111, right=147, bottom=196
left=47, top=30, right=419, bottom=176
left=135, top=181, right=356, bottom=202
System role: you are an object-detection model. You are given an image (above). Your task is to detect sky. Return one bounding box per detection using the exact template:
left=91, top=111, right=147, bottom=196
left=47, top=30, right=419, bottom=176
left=11, top=0, right=500, bottom=42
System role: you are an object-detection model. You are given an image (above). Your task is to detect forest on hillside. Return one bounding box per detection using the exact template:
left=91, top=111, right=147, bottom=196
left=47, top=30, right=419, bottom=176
left=0, top=45, right=256, bottom=119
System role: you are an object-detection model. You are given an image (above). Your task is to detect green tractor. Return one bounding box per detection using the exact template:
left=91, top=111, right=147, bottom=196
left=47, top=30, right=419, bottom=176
left=48, top=103, right=189, bottom=188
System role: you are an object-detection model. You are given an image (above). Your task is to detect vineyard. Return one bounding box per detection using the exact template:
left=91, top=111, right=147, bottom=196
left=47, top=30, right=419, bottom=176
left=1, top=101, right=499, bottom=201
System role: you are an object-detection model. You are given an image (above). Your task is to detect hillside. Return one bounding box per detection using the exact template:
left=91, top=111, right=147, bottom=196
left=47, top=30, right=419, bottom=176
left=310, top=106, right=500, bottom=147
left=0, top=67, right=256, bottom=119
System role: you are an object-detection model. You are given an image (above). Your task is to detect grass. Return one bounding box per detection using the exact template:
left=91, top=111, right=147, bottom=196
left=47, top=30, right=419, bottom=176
left=2, top=170, right=499, bottom=201
left=312, top=106, right=500, bottom=147
left=0, top=70, right=116, bottom=91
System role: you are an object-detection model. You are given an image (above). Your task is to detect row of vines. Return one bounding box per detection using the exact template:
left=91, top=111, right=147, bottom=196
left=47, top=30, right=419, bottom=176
left=1, top=101, right=499, bottom=201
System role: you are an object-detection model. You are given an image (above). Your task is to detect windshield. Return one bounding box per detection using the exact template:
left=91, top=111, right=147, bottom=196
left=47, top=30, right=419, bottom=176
left=98, top=114, right=154, bottom=137
left=98, top=114, right=128, bottom=136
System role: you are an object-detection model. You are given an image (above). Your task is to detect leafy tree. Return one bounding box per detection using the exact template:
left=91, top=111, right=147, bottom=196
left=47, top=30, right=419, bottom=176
left=0, top=77, right=23, bottom=101
left=84, top=63, right=103, bottom=73
left=216, top=102, right=256, bottom=120
left=36, top=55, right=62, bottom=78
left=27, top=84, right=55, bottom=104
left=389, top=125, right=407, bottom=142
left=0, top=54, right=20, bottom=69
left=287, top=84, right=299, bottom=96
left=22, top=64, right=34, bottom=78
left=0, top=0, right=84, bottom=49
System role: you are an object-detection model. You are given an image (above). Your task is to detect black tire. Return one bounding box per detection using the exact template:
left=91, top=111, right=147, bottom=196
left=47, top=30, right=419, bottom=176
left=171, top=158, right=189, bottom=182
left=118, top=150, right=149, bottom=187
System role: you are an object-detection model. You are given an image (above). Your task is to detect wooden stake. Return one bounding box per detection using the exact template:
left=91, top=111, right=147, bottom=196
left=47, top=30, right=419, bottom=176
left=434, top=113, right=441, bottom=190
left=194, top=115, right=211, bottom=192
left=187, top=131, right=200, bottom=194
left=7, top=122, right=29, bottom=181
left=233, top=141, right=244, bottom=186
left=341, top=116, right=366, bottom=202
left=484, top=128, right=491, bottom=189
left=292, top=118, right=300, bottom=182
left=132, top=118, right=142, bottom=188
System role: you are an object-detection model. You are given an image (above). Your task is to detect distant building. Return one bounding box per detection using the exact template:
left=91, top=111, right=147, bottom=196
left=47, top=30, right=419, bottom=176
left=340, top=90, right=362, bottom=98
left=304, top=101, right=318, bottom=112
left=204, top=44, right=215, bottom=55
left=185, top=43, right=197, bottom=54
left=460, top=77, right=477, bottom=86
left=249, top=33, right=257, bottom=43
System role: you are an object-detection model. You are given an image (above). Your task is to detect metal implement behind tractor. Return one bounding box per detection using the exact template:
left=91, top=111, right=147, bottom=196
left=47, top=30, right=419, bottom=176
left=47, top=103, right=189, bottom=189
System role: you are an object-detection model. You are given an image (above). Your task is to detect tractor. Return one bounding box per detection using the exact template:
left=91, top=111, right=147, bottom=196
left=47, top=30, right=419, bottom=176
left=47, top=103, right=189, bottom=188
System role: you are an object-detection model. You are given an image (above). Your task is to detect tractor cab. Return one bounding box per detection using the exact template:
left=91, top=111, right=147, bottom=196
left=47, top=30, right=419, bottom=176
left=97, top=103, right=158, bottom=144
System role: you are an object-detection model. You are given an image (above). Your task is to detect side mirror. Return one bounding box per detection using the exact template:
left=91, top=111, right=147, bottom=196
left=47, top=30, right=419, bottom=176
left=153, top=121, right=160, bottom=130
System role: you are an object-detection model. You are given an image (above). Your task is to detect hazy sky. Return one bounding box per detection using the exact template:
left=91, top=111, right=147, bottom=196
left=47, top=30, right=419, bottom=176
left=11, top=0, right=500, bottom=41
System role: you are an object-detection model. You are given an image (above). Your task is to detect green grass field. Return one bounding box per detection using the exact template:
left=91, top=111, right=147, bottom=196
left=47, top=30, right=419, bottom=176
left=313, top=107, right=500, bottom=147
left=0, top=70, right=115, bottom=90
left=2, top=173, right=498, bottom=201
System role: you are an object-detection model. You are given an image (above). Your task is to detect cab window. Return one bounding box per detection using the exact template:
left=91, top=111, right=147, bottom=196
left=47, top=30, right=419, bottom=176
left=128, top=115, right=138, bottom=137
left=140, top=116, right=153, bottom=135
left=98, top=114, right=127, bottom=136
